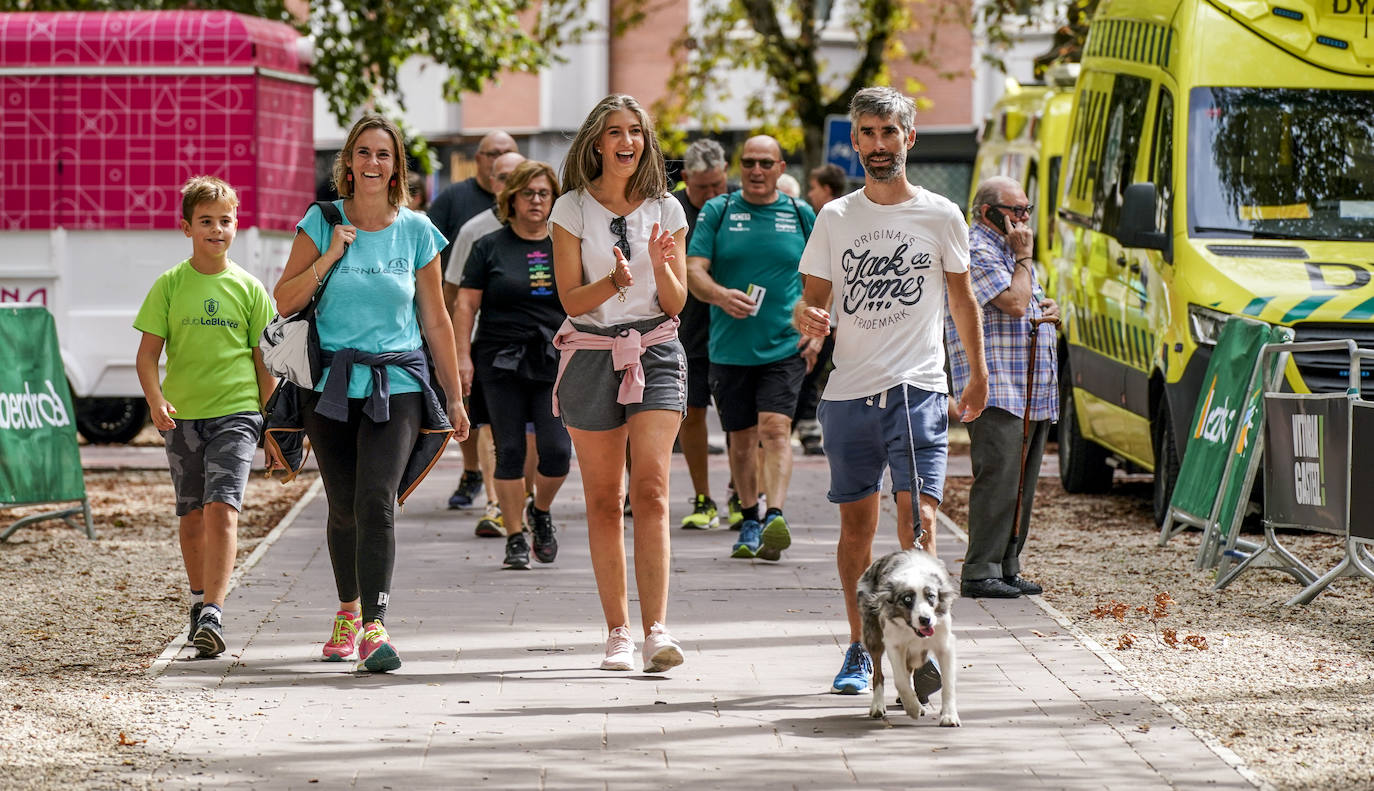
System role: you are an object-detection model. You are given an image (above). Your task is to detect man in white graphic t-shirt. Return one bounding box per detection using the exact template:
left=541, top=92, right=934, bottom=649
left=794, top=86, right=988, bottom=698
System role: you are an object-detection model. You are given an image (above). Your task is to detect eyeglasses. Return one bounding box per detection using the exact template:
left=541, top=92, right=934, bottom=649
left=993, top=203, right=1033, bottom=218
left=740, top=158, right=778, bottom=170
left=519, top=188, right=552, bottom=202
left=609, top=216, right=631, bottom=261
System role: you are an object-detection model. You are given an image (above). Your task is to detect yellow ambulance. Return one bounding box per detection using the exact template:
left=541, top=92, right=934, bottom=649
left=1052, top=0, right=1374, bottom=524
left=970, top=65, right=1078, bottom=296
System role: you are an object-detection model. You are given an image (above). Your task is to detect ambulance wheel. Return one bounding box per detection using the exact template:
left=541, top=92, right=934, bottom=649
left=75, top=398, right=148, bottom=444
left=1151, top=398, right=1181, bottom=527
left=1058, top=368, right=1113, bottom=494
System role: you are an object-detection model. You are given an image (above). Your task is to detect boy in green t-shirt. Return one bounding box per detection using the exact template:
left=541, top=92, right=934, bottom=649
left=133, top=176, right=277, bottom=659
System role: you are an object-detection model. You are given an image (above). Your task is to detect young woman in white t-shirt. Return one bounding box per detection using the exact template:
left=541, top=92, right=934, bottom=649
left=549, top=94, right=690, bottom=673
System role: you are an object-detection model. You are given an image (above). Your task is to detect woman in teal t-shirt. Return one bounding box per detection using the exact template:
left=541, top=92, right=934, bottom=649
left=273, top=114, right=469, bottom=674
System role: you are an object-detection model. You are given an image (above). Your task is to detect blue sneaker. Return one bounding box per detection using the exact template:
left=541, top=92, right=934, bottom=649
left=731, top=520, right=762, bottom=558
left=831, top=642, right=872, bottom=694
left=757, top=511, right=791, bottom=561
left=447, top=470, right=483, bottom=509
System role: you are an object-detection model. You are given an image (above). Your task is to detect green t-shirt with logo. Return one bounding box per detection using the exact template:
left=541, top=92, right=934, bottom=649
left=133, top=259, right=273, bottom=419
left=688, top=192, right=814, bottom=366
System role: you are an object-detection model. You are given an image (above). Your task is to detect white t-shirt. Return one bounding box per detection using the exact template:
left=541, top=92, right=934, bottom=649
left=549, top=188, right=688, bottom=328
left=444, top=208, right=503, bottom=286
left=798, top=186, right=969, bottom=400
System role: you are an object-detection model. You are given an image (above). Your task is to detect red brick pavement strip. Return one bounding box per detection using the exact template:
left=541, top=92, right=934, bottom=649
left=142, top=452, right=1256, bottom=790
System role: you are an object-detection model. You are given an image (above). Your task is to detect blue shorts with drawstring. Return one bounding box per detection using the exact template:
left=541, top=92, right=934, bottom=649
left=816, top=385, right=948, bottom=504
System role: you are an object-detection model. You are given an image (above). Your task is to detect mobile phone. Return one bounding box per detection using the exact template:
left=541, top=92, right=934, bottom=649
left=986, top=205, right=1009, bottom=234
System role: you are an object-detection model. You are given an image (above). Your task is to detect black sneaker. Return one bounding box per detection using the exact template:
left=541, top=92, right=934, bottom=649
left=960, top=577, right=1022, bottom=599
left=448, top=470, right=483, bottom=509
left=186, top=602, right=203, bottom=646
left=527, top=502, right=558, bottom=564
left=1002, top=575, right=1043, bottom=595
left=193, top=611, right=226, bottom=658
left=503, top=531, right=531, bottom=570
left=913, top=658, right=942, bottom=705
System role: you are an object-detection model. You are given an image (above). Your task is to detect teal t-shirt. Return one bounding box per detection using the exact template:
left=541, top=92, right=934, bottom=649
left=687, top=192, right=814, bottom=366
left=133, top=259, right=273, bottom=419
left=296, top=202, right=447, bottom=399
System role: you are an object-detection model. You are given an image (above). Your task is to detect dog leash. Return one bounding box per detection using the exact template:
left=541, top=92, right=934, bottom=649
left=901, top=384, right=926, bottom=546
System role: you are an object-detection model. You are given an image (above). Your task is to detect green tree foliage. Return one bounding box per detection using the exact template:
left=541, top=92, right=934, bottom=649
left=643, top=0, right=1090, bottom=172
left=14, top=0, right=596, bottom=171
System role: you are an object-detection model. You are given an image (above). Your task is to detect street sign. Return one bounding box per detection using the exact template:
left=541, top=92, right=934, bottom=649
left=824, top=116, right=864, bottom=180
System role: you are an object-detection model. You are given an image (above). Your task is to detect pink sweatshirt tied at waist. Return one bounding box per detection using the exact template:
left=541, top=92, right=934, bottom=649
left=551, top=316, right=680, bottom=417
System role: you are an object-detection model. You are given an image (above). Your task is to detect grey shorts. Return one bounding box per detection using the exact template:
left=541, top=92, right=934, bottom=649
left=160, top=411, right=263, bottom=516
left=557, top=316, right=687, bottom=431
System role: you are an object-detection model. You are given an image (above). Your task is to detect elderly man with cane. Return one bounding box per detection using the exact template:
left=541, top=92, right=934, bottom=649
left=947, top=176, right=1060, bottom=599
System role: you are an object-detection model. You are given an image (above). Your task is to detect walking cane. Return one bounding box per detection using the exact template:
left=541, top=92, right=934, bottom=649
left=1011, top=315, right=1060, bottom=544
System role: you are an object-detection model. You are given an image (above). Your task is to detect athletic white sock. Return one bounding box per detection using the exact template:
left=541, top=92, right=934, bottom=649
left=190, top=589, right=205, bottom=605
left=200, top=603, right=222, bottom=623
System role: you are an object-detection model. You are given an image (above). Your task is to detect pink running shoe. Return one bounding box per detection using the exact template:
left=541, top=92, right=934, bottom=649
left=356, top=621, right=402, bottom=673
left=322, top=610, right=362, bottom=662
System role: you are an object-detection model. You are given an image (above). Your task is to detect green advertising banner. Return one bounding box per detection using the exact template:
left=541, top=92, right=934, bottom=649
left=1215, top=325, right=1292, bottom=541
left=0, top=306, right=86, bottom=506
left=1170, top=318, right=1273, bottom=520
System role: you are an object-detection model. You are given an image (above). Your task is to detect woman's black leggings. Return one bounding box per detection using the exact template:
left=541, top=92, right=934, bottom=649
left=477, top=371, right=571, bottom=481
left=303, top=391, right=422, bottom=625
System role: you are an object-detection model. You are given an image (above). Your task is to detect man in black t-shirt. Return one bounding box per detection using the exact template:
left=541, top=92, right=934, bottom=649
left=431, top=130, right=519, bottom=515
left=432, top=130, right=519, bottom=285
left=671, top=139, right=731, bottom=531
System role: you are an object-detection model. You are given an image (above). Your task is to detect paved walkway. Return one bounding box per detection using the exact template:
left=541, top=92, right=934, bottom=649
left=150, top=453, right=1251, bottom=790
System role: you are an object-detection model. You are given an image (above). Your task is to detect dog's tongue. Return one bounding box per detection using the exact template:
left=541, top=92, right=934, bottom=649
left=918, top=625, right=934, bottom=637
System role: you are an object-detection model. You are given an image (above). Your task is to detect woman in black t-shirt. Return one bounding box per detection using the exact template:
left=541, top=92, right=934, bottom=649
left=453, top=161, right=570, bottom=570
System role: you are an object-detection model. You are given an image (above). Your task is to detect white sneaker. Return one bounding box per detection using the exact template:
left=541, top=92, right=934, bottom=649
left=600, top=626, right=634, bottom=671
left=643, top=622, right=684, bottom=673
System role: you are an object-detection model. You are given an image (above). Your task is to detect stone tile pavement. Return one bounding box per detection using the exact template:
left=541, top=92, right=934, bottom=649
left=149, top=452, right=1255, bottom=790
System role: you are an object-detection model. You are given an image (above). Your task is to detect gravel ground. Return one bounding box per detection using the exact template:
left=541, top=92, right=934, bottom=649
left=2, top=450, right=1371, bottom=790
left=0, top=470, right=316, bottom=790
left=942, top=473, right=1374, bottom=791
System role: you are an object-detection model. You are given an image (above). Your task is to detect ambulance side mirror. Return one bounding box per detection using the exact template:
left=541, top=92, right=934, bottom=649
left=1117, top=183, right=1169, bottom=252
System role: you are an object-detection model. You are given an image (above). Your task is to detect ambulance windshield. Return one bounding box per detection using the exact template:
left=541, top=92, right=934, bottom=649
left=1188, top=87, right=1374, bottom=241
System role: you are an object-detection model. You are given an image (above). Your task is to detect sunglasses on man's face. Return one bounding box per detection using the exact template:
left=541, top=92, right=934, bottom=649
left=740, top=158, right=777, bottom=171
left=609, top=216, right=631, bottom=261
left=993, top=203, right=1033, bottom=218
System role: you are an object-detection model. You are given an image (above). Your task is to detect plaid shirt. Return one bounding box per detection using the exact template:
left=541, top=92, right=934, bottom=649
left=945, top=222, right=1058, bottom=421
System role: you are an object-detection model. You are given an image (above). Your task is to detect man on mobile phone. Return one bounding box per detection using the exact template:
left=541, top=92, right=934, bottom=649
left=946, top=176, right=1060, bottom=599
left=686, top=135, right=817, bottom=562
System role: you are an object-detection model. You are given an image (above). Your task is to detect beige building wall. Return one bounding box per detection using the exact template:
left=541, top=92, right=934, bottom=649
left=608, top=0, right=686, bottom=109
left=891, top=20, right=976, bottom=128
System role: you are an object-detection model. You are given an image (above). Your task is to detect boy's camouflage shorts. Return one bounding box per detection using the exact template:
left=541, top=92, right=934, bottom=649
left=160, top=411, right=263, bottom=516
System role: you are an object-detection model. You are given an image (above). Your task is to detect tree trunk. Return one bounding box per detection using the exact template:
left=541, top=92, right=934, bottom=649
left=800, top=113, right=828, bottom=177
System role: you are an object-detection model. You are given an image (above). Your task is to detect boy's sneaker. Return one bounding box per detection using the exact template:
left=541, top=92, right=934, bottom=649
left=355, top=621, right=401, bottom=673
left=680, top=494, right=719, bottom=530
left=600, top=626, right=634, bottom=671
left=913, top=657, right=942, bottom=705
left=831, top=642, right=872, bottom=695
left=448, top=470, right=483, bottom=509
left=757, top=511, right=792, bottom=561
left=503, top=531, right=531, bottom=570
left=727, top=493, right=744, bottom=529
left=731, top=520, right=762, bottom=558
left=527, top=502, right=558, bottom=564
left=643, top=622, right=684, bottom=673
left=474, top=501, right=504, bottom=537
left=185, top=602, right=203, bottom=646
left=322, top=609, right=362, bottom=662
left=192, top=610, right=225, bottom=659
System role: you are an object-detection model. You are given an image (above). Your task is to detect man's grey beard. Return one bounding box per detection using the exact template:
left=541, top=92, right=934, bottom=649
left=862, top=152, right=905, bottom=182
